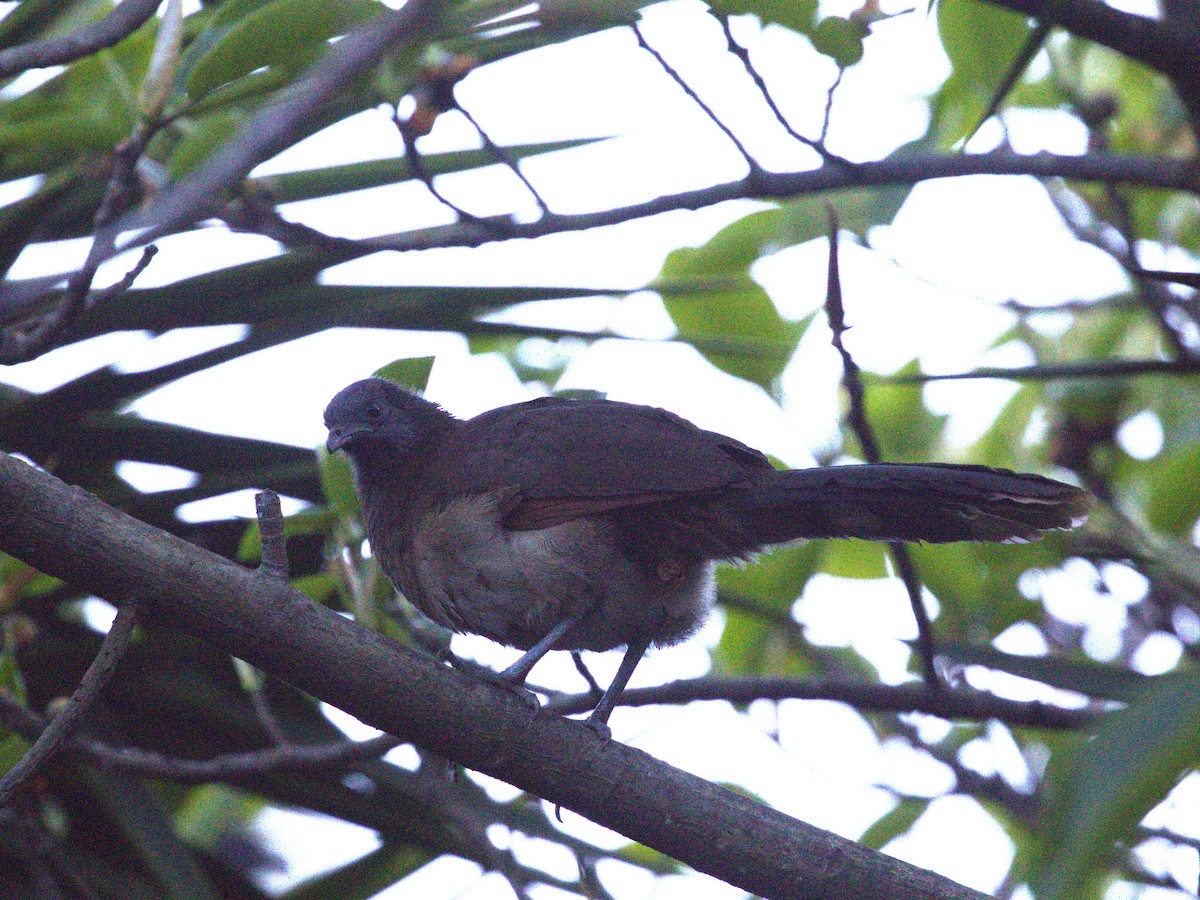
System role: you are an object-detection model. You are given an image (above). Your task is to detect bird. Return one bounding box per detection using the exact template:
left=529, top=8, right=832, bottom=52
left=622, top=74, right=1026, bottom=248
left=324, top=378, right=1092, bottom=731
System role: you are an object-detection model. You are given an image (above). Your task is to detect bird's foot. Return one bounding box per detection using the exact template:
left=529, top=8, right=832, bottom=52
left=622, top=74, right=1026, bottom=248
left=446, top=652, right=542, bottom=713
left=581, top=714, right=612, bottom=745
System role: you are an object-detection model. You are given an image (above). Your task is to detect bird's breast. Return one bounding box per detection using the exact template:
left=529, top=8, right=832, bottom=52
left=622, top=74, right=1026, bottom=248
left=372, top=492, right=714, bottom=653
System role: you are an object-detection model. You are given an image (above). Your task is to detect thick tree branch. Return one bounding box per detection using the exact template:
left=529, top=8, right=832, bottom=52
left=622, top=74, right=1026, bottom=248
left=0, top=452, right=988, bottom=900
left=0, top=0, right=163, bottom=78
left=983, top=0, right=1200, bottom=134
left=982, top=0, right=1189, bottom=79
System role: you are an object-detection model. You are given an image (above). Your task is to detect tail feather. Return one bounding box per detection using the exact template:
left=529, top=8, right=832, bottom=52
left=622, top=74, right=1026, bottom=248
left=727, top=463, right=1092, bottom=547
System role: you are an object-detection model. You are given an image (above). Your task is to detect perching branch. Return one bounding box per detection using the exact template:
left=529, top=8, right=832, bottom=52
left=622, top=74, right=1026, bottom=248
left=0, top=451, right=989, bottom=900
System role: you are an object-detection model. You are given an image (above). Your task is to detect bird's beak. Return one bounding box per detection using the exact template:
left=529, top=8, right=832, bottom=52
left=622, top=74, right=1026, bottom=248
left=326, top=423, right=371, bottom=453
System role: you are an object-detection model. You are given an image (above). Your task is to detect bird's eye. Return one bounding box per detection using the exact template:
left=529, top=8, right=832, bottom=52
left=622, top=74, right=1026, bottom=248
left=365, top=404, right=383, bottom=422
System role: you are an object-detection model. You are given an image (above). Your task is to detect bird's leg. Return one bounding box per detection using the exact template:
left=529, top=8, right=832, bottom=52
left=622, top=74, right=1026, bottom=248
left=500, top=608, right=589, bottom=684
left=571, top=651, right=605, bottom=702
left=584, top=632, right=654, bottom=740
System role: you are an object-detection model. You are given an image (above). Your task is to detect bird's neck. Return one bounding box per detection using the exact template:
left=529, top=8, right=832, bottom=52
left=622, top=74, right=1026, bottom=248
left=351, top=427, right=452, bottom=539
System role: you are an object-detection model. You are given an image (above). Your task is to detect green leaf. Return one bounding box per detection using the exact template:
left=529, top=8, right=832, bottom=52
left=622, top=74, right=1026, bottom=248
left=616, top=841, right=684, bottom=875
left=859, top=799, right=928, bottom=850
left=282, top=844, right=430, bottom=900
left=292, top=572, right=339, bottom=603
left=175, top=783, right=266, bottom=848
left=715, top=544, right=820, bottom=676
left=318, top=446, right=361, bottom=520
left=809, top=16, right=866, bottom=69
left=656, top=209, right=806, bottom=388
left=970, top=383, right=1042, bottom=471
left=534, top=0, right=646, bottom=36
left=651, top=186, right=910, bottom=389
left=1031, top=671, right=1200, bottom=899
left=720, top=541, right=821, bottom=607
left=373, top=357, right=435, bottom=392
left=1140, top=441, right=1200, bottom=537
left=933, top=0, right=1037, bottom=146
left=937, top=642, right=1151, bottom=703
left=819, top=539, right=887, bottom=579
left=786, top=183, right=912, bottom=242
left=859, top=368, right=947, bottom=463
left=254, top=138, right=608, bottom=204
left=909, top=540, right=1055, bottom=640
left=708, top=0, right=818, bottom=34
left=166, top=108, right=247, bottom=178
left=237, top=507, right=338, bottom=563
left=186, top=0, right=383, bottom=101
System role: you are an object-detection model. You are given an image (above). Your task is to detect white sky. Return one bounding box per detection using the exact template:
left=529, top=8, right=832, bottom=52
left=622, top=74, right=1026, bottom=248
left=1, top=0, right=1191, bottom=897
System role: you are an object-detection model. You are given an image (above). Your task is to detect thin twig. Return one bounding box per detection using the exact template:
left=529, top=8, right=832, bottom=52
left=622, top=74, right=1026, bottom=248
left=633, top=22, right=763, bottom=180
left=1104, top=180, right=1200, bottom=359
left=823, top=207, right=941, bottom=690
left=819, top=68, right=845, bottom=145
left=221, top=191, right=364, bottom=254
left=895, top=357, right=1200, bottom=383
left=256, top=489, right=290, bottom=581
left=91, top=245, right=159, bottom=302
left=1044, top=178, right=1196, bottom=359
left=0, top=693, right=401, bottom=778
left=393, top=113, right=492, bottom=227
left=570, top=652, right=604, bottom=700
left=709, top=10, right=854, bottom=168
left=890, top=718, right=1039, bottom=823
left=0, top=126, right=154, bottom=363
left=89, top=733, right=402, bottom=779
left=540, top=674, right=1098, bottom=730
left=455, top=102, right=551, bottom=217
left=242, top=489, right=293, bottom=743
left=1139, top=268, right=1200, bottom=289
left=0, top=600, right=140, bottom=806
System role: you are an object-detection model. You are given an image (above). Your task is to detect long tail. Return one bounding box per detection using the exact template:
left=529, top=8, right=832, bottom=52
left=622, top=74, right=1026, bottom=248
left=726, top=463, right=1093, bottom=546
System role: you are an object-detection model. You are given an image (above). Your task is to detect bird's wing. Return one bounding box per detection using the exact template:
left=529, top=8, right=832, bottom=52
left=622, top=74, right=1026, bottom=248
left=441, top=397, right=772, bottom=531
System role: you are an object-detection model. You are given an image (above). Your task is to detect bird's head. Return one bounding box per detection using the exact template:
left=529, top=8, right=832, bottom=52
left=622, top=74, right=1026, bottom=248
left=324, top=379, right=451, bottom=462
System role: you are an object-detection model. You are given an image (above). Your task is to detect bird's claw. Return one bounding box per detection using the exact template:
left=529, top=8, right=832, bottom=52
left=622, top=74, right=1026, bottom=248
left=510, top=682, right=542, bottom=713
left=581, top=716, right=612, bottom=744
left=447, top=653, right=543, bottom=713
